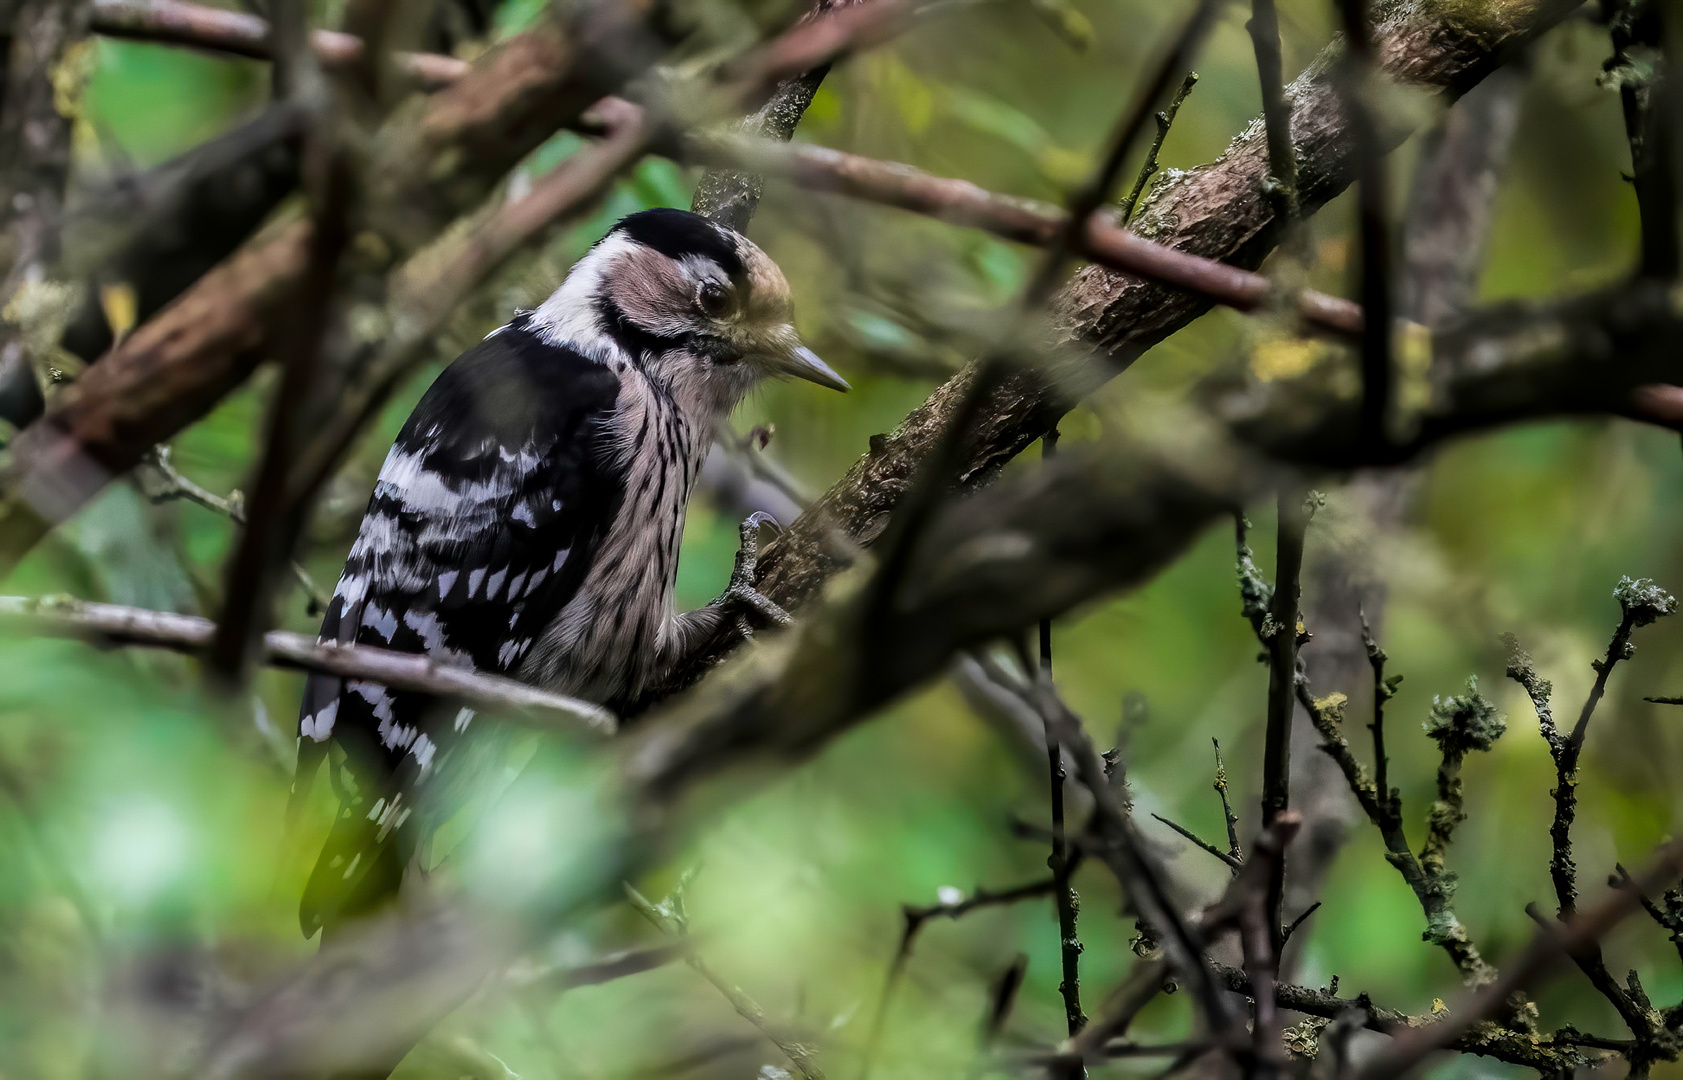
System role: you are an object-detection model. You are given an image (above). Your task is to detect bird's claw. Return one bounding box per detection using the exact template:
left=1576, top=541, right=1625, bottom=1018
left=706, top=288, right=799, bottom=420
left=720, top=512, right=792, bottom=630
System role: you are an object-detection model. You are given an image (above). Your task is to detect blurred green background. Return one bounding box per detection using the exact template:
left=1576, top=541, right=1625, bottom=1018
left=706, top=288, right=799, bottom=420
left=4, top=1, right=1681, bottom=1077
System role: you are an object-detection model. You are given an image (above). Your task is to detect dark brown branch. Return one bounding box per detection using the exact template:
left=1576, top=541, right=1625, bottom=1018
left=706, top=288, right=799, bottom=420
left=1246, top=0, right=1297, bottom=223
left=1340, top=0, right=1394, bottom=447
left=209, top=128, right=353, bottom=677
left=1237, top=814, right=1298, bottom=1080
left=690, top=0, right=857, bottom=232
left=0, top=596, right=616, bottom=734
left=1261, top=489, right=1309, bottom=951
left=88, top=0, right=470, bottom=87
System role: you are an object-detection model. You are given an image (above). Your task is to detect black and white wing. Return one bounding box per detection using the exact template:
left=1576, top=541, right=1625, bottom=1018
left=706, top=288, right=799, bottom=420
left=295, top=317, right=623, bottom=934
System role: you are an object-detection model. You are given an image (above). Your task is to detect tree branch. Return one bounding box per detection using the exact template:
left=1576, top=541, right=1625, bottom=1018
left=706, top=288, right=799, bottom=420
left=88, top=0, right=470, bottom=88
left=657, top=0, right=1583, bottom=694
left=0, top=596, right=616, bottom=735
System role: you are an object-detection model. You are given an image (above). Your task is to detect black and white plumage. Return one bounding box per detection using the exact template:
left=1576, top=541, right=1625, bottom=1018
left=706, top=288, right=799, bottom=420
left=294, top=209, right=846, bottom=935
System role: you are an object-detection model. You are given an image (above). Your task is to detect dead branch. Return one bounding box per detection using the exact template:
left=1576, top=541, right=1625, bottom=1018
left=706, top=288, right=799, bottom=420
left=0, top=596, right=616, bottom=736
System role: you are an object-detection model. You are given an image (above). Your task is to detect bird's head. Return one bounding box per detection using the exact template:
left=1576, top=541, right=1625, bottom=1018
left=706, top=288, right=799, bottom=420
left=530, top=208, right=848, bottom=411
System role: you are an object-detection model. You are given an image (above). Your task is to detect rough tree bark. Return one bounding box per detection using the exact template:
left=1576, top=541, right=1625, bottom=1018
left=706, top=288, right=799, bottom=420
left=657, top=0, right=1583, bottom=695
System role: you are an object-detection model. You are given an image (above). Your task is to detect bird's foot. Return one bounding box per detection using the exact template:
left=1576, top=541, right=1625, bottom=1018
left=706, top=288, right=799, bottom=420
left=718, top=512, right=792, bottom=630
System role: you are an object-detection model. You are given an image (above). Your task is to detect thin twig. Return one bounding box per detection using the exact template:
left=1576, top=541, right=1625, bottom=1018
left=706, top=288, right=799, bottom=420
left=1212, top=738, right=1242, bottom=865
left=1025, top=0, right=1223, bottom=302
left=1209, top=963, right=1603, bottom=1072
left=859, top=878, right=1056, bottom=1080
left=1512, top=579, right=1675, bottom=921
left=506, top=943, right=687, bottom=991
left=1611, top=863, right=1683, bottom=969
left=1246, top=0, right=1297, bottom=224
left=1280, top=901, right=1320, bottom=948
left=1359, top=606, right=1392, bottom=808
left=1035, top=429, right=1085, bottom=1044
left=1151, top=813, right=1243, bottom=871
left=1120, top=71, right=1198, bottom=224
left=137, top=445, right=327, bottom=614
left=626, top=883, right=824, bottom=1080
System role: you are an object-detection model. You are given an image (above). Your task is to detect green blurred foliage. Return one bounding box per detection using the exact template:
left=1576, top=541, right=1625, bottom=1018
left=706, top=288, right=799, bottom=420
left=3, top=2, right=1682, bottom=1078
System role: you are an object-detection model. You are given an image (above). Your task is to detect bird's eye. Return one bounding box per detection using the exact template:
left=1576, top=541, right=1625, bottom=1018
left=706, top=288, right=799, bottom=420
left=697, top=281, right=731, bottom=319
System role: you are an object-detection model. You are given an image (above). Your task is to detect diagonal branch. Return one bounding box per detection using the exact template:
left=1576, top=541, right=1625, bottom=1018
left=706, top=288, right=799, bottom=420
left=657, top=0, right=1584, bottom=693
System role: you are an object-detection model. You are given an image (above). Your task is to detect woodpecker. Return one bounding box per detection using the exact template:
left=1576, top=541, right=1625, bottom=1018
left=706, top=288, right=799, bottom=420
left=293, top=208, right=846, bottom=936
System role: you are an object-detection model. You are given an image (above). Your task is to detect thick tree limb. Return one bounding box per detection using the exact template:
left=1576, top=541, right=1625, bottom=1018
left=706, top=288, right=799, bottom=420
left=0, top=595, right=616, bottom=734
left=659, top=0, right=1583, bottom=692
left=630, top=274, right=1683, bottom=797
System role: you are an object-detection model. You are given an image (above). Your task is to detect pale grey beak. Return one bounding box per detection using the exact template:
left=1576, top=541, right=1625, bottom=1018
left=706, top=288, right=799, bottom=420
left=784, top=345, right=850, bottom=392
